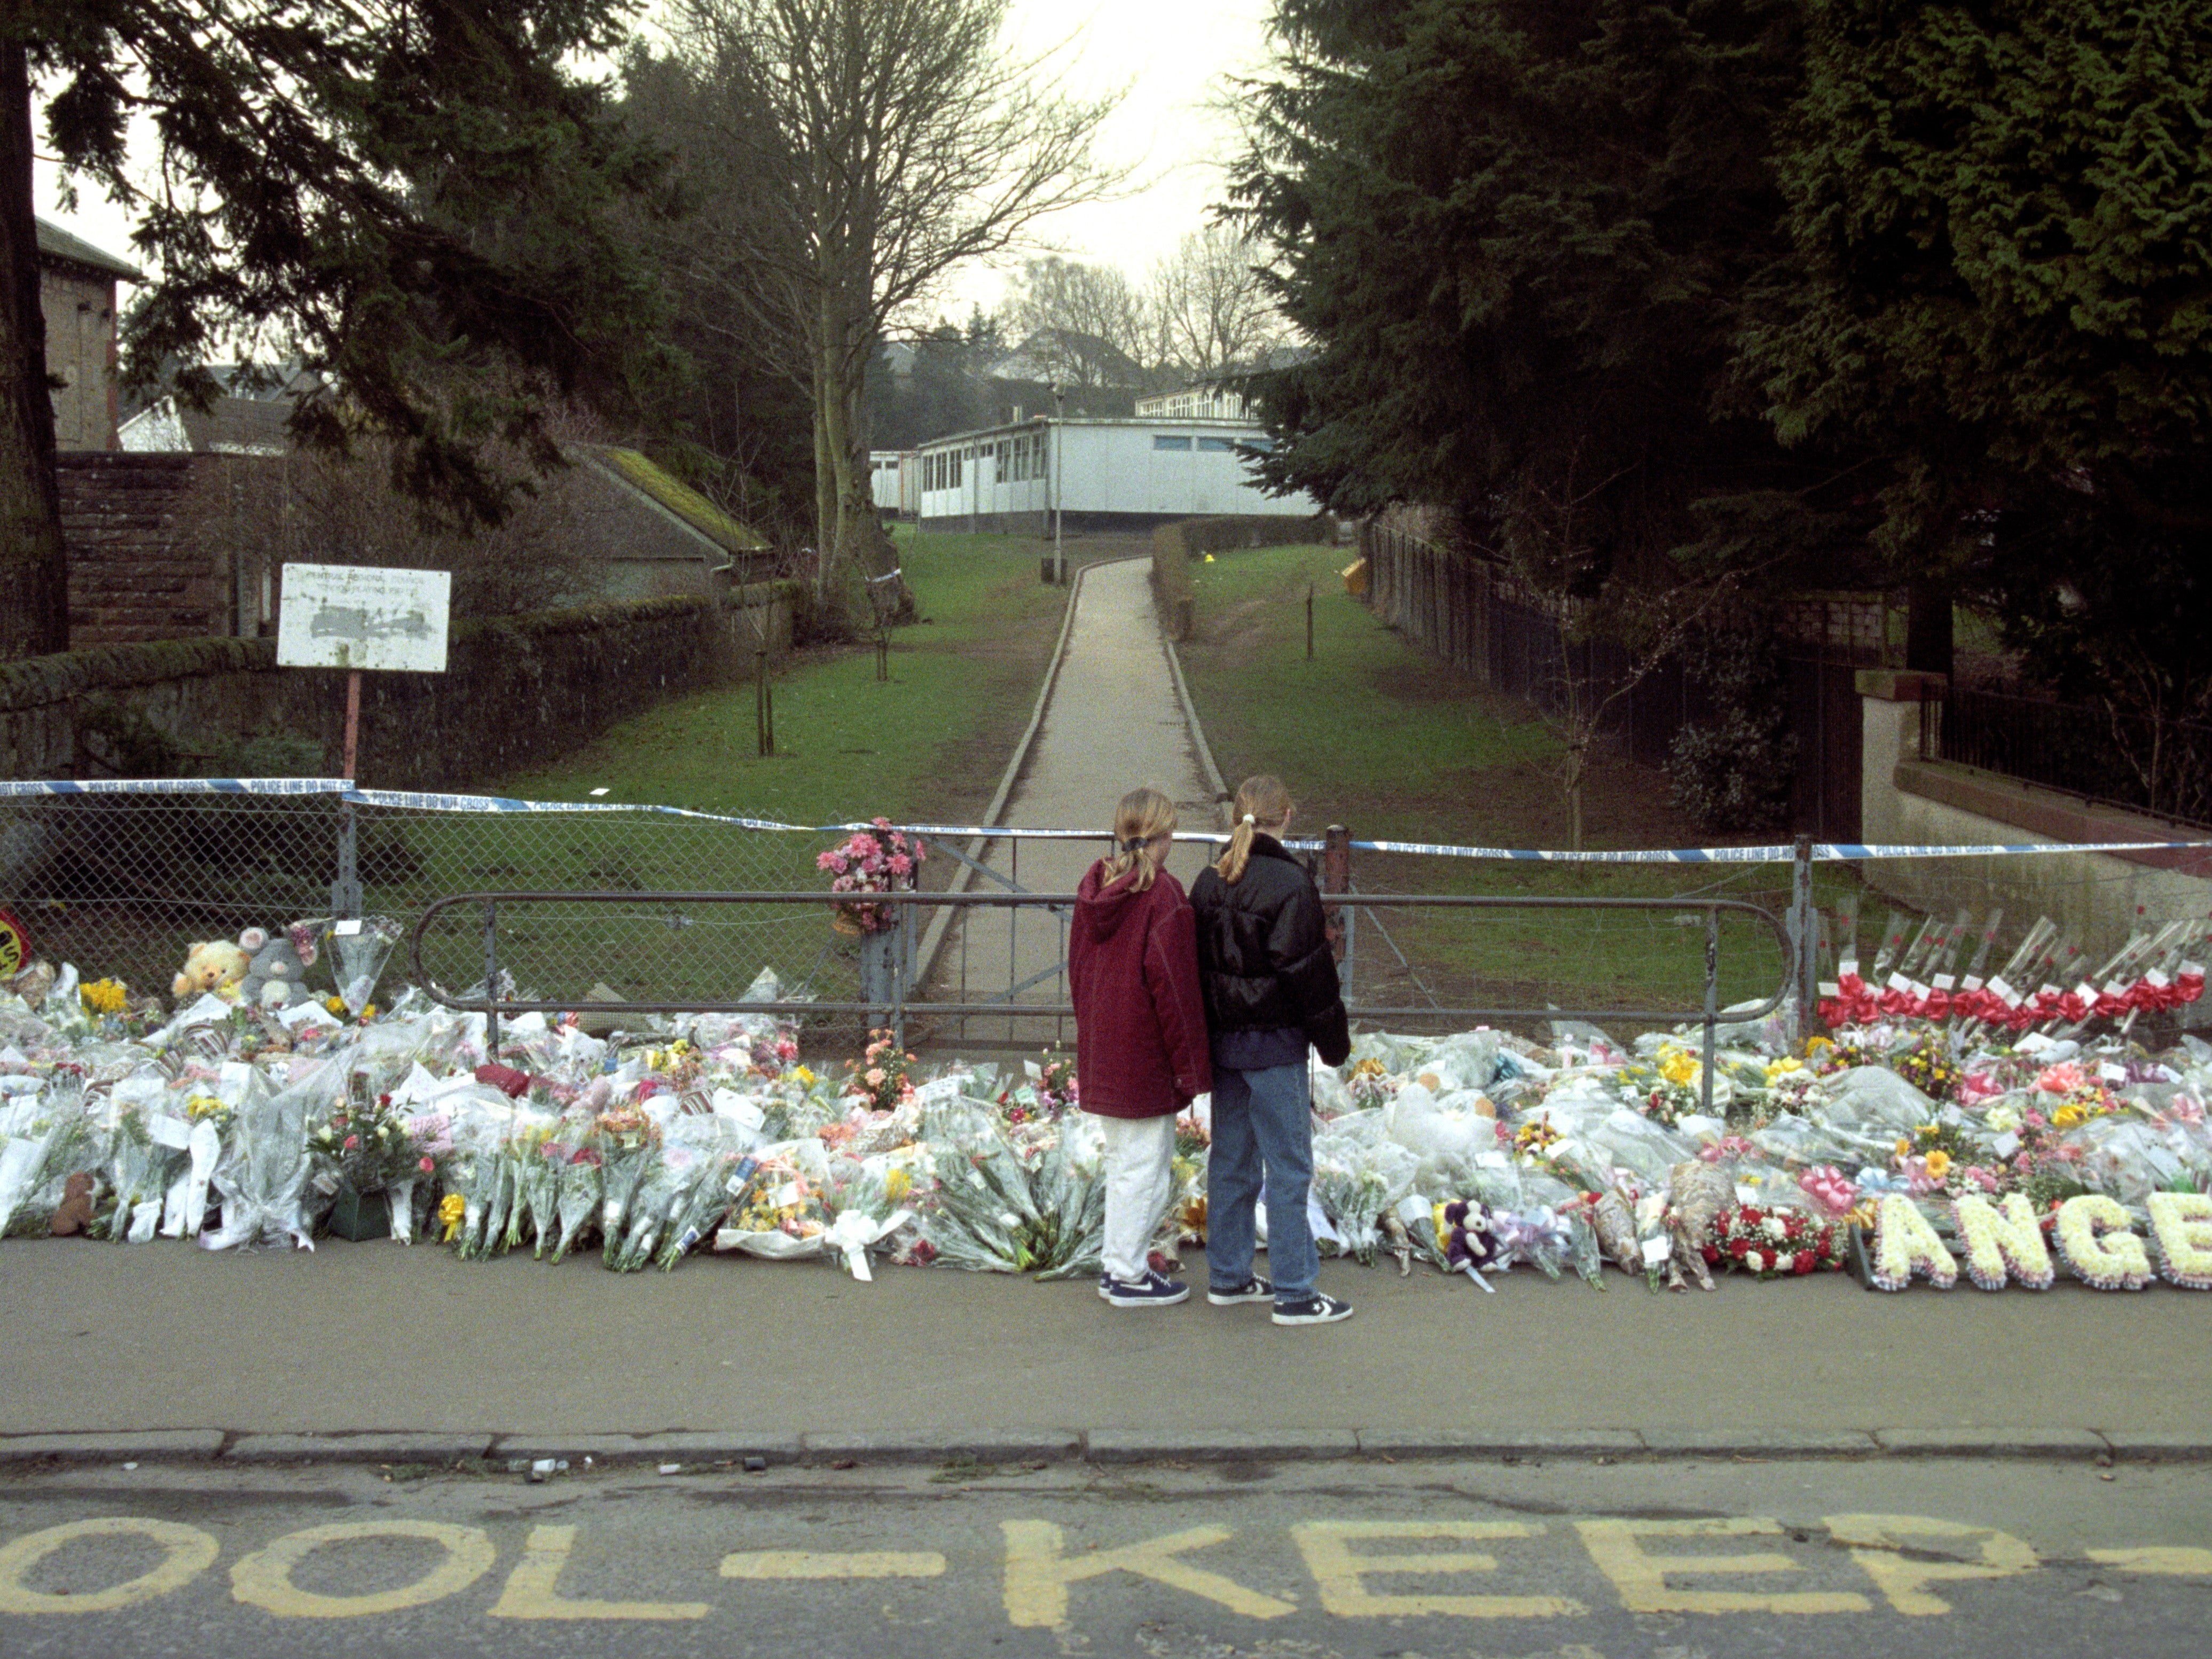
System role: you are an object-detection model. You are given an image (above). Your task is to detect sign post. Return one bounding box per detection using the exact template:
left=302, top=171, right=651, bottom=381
left=277, top=564, right=451, bottom=916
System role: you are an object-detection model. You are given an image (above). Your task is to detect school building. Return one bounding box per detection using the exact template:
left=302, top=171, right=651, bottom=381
left=906, top=417, right=1319, bottom=534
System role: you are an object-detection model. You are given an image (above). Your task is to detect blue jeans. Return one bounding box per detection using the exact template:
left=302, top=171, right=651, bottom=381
left=1207, top=1061, right=1316, bottom=1304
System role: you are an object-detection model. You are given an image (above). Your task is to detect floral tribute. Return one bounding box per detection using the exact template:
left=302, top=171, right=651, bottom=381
left=2054, top=1194, right=2153, bottom=1290
left=844, top=1029, right=918, bottom=1114
left=1869, top=1194, right=1959, bottom=1292
left=818, top=819, right=927, bottom=934
left=2146, top=1192, right=2212, bottom=1290
left=1701, top=1204, right=1844, bottom=1279
left=1951, top=1193, right=2055, bottom=1291
left=307, top=1094, right=436, bottom=1195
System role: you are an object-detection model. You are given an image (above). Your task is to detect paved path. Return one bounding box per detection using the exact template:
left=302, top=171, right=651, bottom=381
left=929, top=557, right=1219, bottom=1047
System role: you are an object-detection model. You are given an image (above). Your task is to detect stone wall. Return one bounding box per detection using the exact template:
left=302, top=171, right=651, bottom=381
left=0, top=594, right=772, bottom=791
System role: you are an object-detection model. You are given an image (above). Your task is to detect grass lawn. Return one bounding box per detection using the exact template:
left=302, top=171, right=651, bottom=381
left=489, top=525, right=1083, bottom=826
left=1173, top=543, right=1840, bottom=1022
left=375, top=528, right=1100, bottom=1012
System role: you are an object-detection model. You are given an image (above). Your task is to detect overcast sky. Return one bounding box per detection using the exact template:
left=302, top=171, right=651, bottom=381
left=35, top=1, right=1280, bottom=325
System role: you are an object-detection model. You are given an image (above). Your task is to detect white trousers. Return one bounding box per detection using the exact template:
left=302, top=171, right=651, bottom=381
left=1099, top=1113, right=1179, bottom=1284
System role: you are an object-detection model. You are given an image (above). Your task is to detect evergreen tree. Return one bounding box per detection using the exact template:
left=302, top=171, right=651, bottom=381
left=3, top=2, right=674, bottom=659
left=1741, top=0, right=2212, bottom=706
left=1234, top=0, right=1847, bottom=591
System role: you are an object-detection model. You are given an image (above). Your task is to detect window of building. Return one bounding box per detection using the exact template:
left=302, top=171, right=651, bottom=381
left=1196, top=436, right=1237, bottom=453
left=1244, top=436, right=1275, bottom=453
left=1152, top=435, right=1192, bottom=451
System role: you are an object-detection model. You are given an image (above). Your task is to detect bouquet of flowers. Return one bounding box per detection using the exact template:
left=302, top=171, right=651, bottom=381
left=1701, top=1203, right=1844, bottom=1279
left=200, top=1062, right=322, bottom=1251
left=716, top=1149, right=833, bottom=1257
left=0, top=1082, right=103, bottom=1237
left=658, top=1149, right=758, bottom=1269
left=843, top=1030, right=918, bottom=1114
left=307, top=1092, right=433, bottom=1199
left=819, top=819, right=927, bottom=934
left=98, top=1101, right=189, bottom=1243
left=1621, top=1046, right=1706, bottom=1128
left=542, top=1126, right=604, bottom=1264
left=594, top=1103, right=662, bottom=1267
left=1311, top=1134, right=1419, bottom=1265
left=1345, top=1056, right=1397, bottom=1112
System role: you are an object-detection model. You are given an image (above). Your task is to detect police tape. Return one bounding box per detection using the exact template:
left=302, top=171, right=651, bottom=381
left=10, top=781, right=2208, bottom=865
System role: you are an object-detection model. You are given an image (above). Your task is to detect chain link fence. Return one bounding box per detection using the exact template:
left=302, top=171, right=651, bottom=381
left=3, top=782, right=2203, bottom=1054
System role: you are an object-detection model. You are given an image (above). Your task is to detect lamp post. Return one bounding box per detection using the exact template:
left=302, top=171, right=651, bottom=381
left=1050, top=381, right=1065, bottom=584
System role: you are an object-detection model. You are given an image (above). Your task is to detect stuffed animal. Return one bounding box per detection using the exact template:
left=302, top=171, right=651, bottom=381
left=1664, top=1160, right=1735, bottom=1292
left=172, top=935, right=252, bottom=1000
left=49, top=1171, right=96, bottom=1236
left=239, top=921, right=320, bottom=1011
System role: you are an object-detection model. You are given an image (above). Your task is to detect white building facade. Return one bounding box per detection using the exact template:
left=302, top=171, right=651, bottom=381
left=912, top=417, right=1316, bottom=534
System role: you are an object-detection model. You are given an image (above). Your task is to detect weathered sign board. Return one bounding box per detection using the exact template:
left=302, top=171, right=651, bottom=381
left=276, top=564, right=451, bottom=674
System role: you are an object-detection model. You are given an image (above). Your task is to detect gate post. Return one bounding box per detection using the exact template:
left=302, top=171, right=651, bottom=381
left=1788, top=833, right=1815, bottom=1042
left=1323, top=823, right=1353, bottom=993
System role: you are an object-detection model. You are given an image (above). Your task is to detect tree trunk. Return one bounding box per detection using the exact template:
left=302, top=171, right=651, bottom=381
left=0, top=40, right=69, bottom=660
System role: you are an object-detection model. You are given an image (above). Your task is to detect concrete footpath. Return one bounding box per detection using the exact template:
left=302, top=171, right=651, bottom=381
left=4, top=1238, right=2209, bottom=1464
left=929, top=558, right=1221, bottom=1040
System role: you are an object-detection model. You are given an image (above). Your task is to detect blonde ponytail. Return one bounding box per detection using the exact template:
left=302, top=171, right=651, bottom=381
left=1101, top=787, right=1178, bottom=893
left=1215, top=775, right=1292, bottom=885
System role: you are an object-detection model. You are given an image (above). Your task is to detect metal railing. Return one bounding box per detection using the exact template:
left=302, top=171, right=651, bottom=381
left=1923, top=682, right=2212, bottom=831
left=409, top=888, right=1793, bottom=1109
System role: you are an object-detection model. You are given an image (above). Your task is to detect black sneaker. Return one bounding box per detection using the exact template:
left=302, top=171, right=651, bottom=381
left=1103, top=1270, right=1190, bottom=1308
left=1207, top=1275, right=1273, bottom=1306
left=1272, top=1292, right=1353, bottom=1326
left=1096, top=1271, right=1114, bottom=1301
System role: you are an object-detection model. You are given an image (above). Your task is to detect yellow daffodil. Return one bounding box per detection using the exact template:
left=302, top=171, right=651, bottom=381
left=793, top=1065, right=816, bottom=1086
left=1763, top=1057, right=1805, bottom=1082
left=2053, top=1103, right=2088, bottom=1130
left=80, top=979, right=129, bottom=1016
left=1657, top=1048, right=1700, bottom=1088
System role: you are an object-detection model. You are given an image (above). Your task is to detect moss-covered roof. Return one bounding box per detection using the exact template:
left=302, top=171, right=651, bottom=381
left=584, top=446, right=768, bottom=554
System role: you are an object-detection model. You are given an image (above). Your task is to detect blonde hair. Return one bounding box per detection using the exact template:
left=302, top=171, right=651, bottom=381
left=1215, top=775, right=1293, bottom=885
left=1101, top=786, right=1178, bottom=892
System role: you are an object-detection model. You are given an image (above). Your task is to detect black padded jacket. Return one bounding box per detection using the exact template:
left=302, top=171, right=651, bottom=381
left=1188, top=835, right=1351, bottom=1067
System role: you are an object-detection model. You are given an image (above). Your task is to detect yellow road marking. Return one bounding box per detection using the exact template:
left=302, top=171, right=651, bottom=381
left=0, top=1518, right=219, bottom=1615
left=1824, top=1514, right=2037, bottom=1615
left=2087, top=1547, right=2212, bottom=1576
left=1002, top=1520, right=1295, bottom=1629
left=1290, top=1520, right=1584, bottom=1618
left=230, top=1520, right=495, bottom=1618
left=490, top=1525, right=711, bottom=1619
left=1575, top=1517, right=1870, bottom=1615
left=721, top=1550, right=947, bottom=1579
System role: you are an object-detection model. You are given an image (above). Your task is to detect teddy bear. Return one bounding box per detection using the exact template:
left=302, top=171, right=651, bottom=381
left=239, top=921, right=321, bottom=1010
left=172, top=935, right=252, bottom=1000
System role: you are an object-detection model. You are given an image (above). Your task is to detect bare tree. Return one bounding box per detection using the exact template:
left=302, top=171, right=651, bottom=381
left=668, top=0, right=1119, bottom=623
left=999, top=256, right=1156, bottom=387
left=1148, top=224, right=1289, bottom=381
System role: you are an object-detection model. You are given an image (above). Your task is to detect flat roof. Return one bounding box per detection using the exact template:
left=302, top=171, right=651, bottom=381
left=912, top=414, right=1266, bottom=452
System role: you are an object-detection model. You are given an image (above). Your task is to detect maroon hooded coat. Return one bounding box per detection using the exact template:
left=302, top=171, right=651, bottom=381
left=1069, top=860, right=1212, bottom=1118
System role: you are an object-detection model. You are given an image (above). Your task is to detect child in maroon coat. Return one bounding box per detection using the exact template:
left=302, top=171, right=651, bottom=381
left=1069, top=786, right=1211, bottom=1306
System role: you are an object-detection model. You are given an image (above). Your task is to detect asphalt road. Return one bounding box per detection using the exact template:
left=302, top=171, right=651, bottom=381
left=3, top=1453, right=2208, bottom=1658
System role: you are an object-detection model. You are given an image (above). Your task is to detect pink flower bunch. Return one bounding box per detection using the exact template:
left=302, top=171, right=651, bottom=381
left=1797, top=1164, right=1859, bottom=1216
left=819, top=819, right=928, bottom=933
left=1697, top=1134, right=1757, bottom=1164
left=2035, top=1061, right=2089, bottom=1095
left=1955, top=1069, right=2004, bottom=1105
